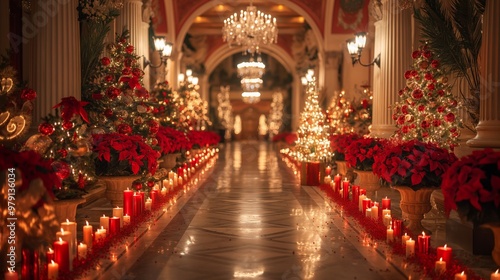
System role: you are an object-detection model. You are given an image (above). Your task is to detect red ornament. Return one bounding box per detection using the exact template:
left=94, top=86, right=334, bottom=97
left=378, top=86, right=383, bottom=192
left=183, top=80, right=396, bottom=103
left=402, top=126, right=409, bottom=133
left=431, top=60, right=440, bottom=68
left=437, top=90, right=445, bottom=96
left=132, top=68, right=143, bottom=77
left=404, top=71, right=412, bottom=79
left=427, top=83, right=435, bottom=91
left=151, top=138, right=158, bottom=145
left=450, top=100, right=458, bottom=107
left=134, top=182, right=142, bottom=191
left=148, top=120, right=159, bottom=134
left=58, top=149, right=68, bottom=158
left=432, top=119, right=441, bottom=127
left=126, top=45, right=134, bottom=54
left=101, top=57, right=111, bottom=66
left=450, top=127, right=457, bottom=133
left=52, top=161, right=70, bottom=180
left=410, top=70, right=419, bottom=77
left=418, top=105, right=425, bottom=112
left=62, top=121, right=73, bottom=130
left=412, top=89, right=423, bottom=99
left=411, top=51, right=421, bottom=59
left=20, top=88, right=37, bottom=100
left=118, top=123, right=132, bottom=134
left=38, top=123, right=55, bottom=135
left=424, top=73, right=433, bottom=80
left=124, top=58, right=133, bottom=67
left=122, top=68, right=131, bottom=75
left=423, top=51, right=432, bottom=58
left=444, top=112, right=455, bottom=122
left=422, top=131, right=429, bottom=138
left=397, top=115, right=405, bottom=125
left=147, top=181, right=155, bottom=188
left=420, top=121, right=430, bottom=129
left=92, top=93, right=103, bottom=100
left=401, top=105, right=409, bottom=114
left=106, top=87, right=121, bottom=99
left=104, top=109, right=113, bottom=118
left=437, top=106, right=445, bottom=113
left=105, top=75, right=113, bottom=82
left=398, top=89, right=404, bottom=96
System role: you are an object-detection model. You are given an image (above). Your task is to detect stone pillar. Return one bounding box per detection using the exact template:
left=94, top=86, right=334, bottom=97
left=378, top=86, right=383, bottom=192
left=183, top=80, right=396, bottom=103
left=370, top=0, right=412, bottom=138
left=467, top=0, right=500, bottom=148
left=27, top=0, right=81, bottom=124
left=324, top=51, right=342, bottom=104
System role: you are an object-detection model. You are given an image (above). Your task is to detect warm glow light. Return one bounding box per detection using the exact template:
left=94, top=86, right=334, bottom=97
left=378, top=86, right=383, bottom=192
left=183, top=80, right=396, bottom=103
left=153, top=36, right=166, bottom=52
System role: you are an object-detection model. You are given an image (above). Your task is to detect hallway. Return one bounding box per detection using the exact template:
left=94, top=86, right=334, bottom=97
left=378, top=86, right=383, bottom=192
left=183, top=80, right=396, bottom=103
left=107, top=142, right=405, bottom=279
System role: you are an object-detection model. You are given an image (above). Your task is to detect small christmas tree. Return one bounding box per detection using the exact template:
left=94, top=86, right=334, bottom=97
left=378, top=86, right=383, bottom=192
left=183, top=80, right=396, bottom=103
left=268, top=91, right=284, bottom=138
left=150, top=81, right=179, bottom=128
left=294, top=73, right=331, bottom=162
left=85, top=30, right=159, bottom=145
left=326, top=90, right=354, bottom=134
left=392, top=44, right=461, bottom=150
left=216, top=86, right=233, bottom=139
left=174, top=77, right=211, bottom=131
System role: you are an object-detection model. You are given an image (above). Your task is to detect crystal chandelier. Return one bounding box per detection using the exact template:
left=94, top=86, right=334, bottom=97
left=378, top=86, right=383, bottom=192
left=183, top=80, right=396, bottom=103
left=237, top=57, right=265, bottom=78
left=241, top=77, right=263, bottom=91
left=222, top=3, right=278, bottom=55
left=241, top=91, right=261, bottom=104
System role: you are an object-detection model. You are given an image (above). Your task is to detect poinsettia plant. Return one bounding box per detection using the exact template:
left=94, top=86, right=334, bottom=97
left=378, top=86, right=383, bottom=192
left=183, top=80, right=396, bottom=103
left=441, top=148, right=500, bottom=224
left=187, top=130, right=220, bottom=148
left=92, top=133, right=159, bottom=176
left=156, top=126, right=190, bottom=154
left=372, top=140, right=457, bottom=190
left=345, top=137, right=387, bottom=171
left=329, top=133, right=361, bottom=161
left=272, top=132, right=298, bottom=145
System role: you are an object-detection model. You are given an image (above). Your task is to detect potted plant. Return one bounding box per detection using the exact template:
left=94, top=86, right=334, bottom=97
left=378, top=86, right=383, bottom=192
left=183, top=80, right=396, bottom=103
left=156, top=126, right=190, bottom=170
left=373, top=139, right=457, bottom=233
left=329, top=133, right=361, bottom=176
left=441, top=148, right=500, bottom=260
left=345, top=137, right=386, bottom=193
left=93, top=133, right=159, bottom=206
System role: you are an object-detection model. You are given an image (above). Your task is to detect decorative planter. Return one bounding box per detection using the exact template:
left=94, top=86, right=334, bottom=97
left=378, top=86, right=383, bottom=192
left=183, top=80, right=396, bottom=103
left=100, top=176, right=141, bottom=207
left=393, top=186, right=435, bottom=234
left=53, top=198, right=86, bottom=223
left=300, top=161, right=307, bottom=186
left=159, top=153, right=181, bottom=170
left=353, top=170, right=380, bottom=193
left=482, top=223, right=500, bottom=265
left=335, top=160, right=348, bottom=176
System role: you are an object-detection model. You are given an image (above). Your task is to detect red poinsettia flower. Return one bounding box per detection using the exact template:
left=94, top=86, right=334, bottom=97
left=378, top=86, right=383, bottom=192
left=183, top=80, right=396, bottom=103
left=345, top=137, right=387, bottom=171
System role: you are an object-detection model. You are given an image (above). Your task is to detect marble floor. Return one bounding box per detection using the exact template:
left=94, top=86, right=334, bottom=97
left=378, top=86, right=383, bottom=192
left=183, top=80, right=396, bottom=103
left=77, top=141, right=497, bottom=280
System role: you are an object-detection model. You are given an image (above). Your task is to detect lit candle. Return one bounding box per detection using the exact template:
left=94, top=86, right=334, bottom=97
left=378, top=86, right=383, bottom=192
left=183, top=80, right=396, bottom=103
left=48, top=260, right=58, bottom=280
left=383, top=214, right=392, bottom=227
left=358, top=194, right=367, bottom=212
left=454, top=271, right=466, bottom=280
left=99, top=226, right=107, bottom=239
left=109, top=217, right=120, bottom=236
left=365, top=207, right=372, bottom=218
left=133, top=192, right=142, bottom=217
left=145, top=198, right=152, bottom=211
left=406, top=238, right=415, bottom=257
left=362, top=198, right=371, bottom=216
left=56, top=228, right=72, bottom=270
left=324, top=175, right=332, bottom=184
left=334, top=174, right=341, bottom=193
left=150, top=189, right=158, bottom=207
left=95, top=229, right=103, bottom=243
left=173, top=176, right=178, bottom=188
left=123, top=214, right=131, bottom=226
left=325, top=165, right=332, bottom=175
left=392, top=219, right=403, bottom=238
left=138, top=191, right=145, bottom=212
left=401, top=233, right=410, bottom=246
left=342, top=178, right=350, bottom=200
left=4, top=271, right=18, bottom=280
left=491, top=269, right=500, bottom=280
left=435, top=257, right=446, bottom=274
left=178, top=176, right=183, bottom=187
left=371, top=204, right=378, bottom=220
left=168, top=171, right=175, bottom=180
left=77, top=243, right=87, bottom=260
left=437, top=244, right=453, bottom=265
left=113, top=207, right=124, bottom=228
left=381, top=196, right=391, bottom=210
left=352, top=185, right=359, bottom=205
left=83, top=221, right=93, bottom=249
left=100, top=215, right=109, bottom=232
left=418, top=231, right=431, bottom=254
left=123, top=188, right=133, bottom=218
left=386, top=226, right=394, bottom=242
left=46, top=248, right=54, bottom=264
left=161, top=186, right=167, bottom=196
left=382, top=209, right=391, bottom=218
left=60, top=219, right=76, bottom=266
left=53, top=237, right=69, bottom=273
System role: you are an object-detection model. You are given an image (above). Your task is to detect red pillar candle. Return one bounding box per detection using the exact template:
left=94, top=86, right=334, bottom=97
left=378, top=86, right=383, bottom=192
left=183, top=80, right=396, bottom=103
left=133, top=192, right=141, bottom=218
left=362, top=198, right=371, bottom=216
left=306, top=162, right=320, bottom=186
left=138, top=191, right=145, bottom=213
left=109, top=217, right=120, bottom=236
left=360, top=188, right=367, bottom=195
left=392, top=219, right=403, bottom=238
left=334, top=174, right=341, bottom=193
left=46, top=248, right=54, bottom=264
left=53, top=238, right=69, bottom=273
left=382, top=197, right=391, bottom=210
left=325, top=165, right=332, bottom=175
left=177, top=166, right=183, bottom=176
left=123, top=188, right=133, bottom=216
left=150, top=189, right=158, bottom=207
left=437, top=244, right=453, bottom=266
left=418, top=231, right=431, bottom=254
left=342, top=179, right=350, bottom=200
left=352, top=185, right=359, bottom=205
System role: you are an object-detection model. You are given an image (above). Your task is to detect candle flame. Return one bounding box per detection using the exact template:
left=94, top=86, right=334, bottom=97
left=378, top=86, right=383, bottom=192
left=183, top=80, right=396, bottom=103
left=444, top=244, right=447, bottom=248
left=461, top=271, right=464, bottom=275
left=51, top=260, right=55, bottom=265
left=496, top=269, right=499, bottom=274
left=439, top=257, right=443, bottom=261
left=49, top=248, right=53, bottom=253
left=60, top=228, right=65, bottom=233
left=80, top=242, right=84, bottom=246
left=101, top=226, right=104, bottom=230
left=103, top=214, right=106, bottom=217
left=66, top=219, right=70, bottom=223
left=59, top=237, right=63, bottom=242
left=404, top=233, right=407, bottom=236
left=422, top=231, right=425, bottom=236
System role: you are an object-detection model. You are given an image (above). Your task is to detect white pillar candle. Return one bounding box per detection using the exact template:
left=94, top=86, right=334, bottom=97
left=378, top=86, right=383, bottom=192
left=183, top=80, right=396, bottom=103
left=145, top=198, right=152, bottom=211
left=358, top=194, right=366, bottom=211
left=48, top=260, right=58, bottom=280
left=371, top=205, right=378, bottom=220
left=113, top=207, right=124, bottom=228
left=100, top=215, right=109, bottom=232
left=83, top=221, right=93, bottom=249
left=178, top=176, right=183, bottom=187
left=406, top=238, right=415, bottom=257
left=60, top=219, right=77, bottom=264
left=382, top=209, right=391, bottom=217
left=435, top=257, right=446, bottom=274
left=161, top=186, right=167, bottom=195
left=77, top=243, right=87, bottom=260
left=383, top=214, right=392, bottom=227
left=123, top=214, right=131, bottom=226
left=99, top=226, right=107, bottom=239
left=324, top=175, right=332, bottom=184
left=168, top=171, right=175, bottom=180
left=491, top=269, right=500, bottom=280
left=401, top=233, right=410, bottom=246
left=365, top=208, right=372, bottom=218
left=386, top=226, right=394, bottom=242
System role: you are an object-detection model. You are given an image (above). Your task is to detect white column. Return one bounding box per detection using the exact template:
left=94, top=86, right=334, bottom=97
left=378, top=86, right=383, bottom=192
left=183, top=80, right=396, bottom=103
left=370, top=0, right=412, bottom=138
left=115, top=0, right=146, bottom=69
left=467, top=0, right=500, bottom=148
left=324, top=51, right=342, bottom=104
left=28, top=0, right=81, bottom=124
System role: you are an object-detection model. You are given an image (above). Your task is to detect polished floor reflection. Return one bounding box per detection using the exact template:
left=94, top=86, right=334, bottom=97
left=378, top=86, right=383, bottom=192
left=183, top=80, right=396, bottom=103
left=116, top=141, right=405, bottom=280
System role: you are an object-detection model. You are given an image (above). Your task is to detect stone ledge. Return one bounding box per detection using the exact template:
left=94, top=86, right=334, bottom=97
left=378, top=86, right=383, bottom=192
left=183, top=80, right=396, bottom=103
left=81, top=183, right=106, bottom=208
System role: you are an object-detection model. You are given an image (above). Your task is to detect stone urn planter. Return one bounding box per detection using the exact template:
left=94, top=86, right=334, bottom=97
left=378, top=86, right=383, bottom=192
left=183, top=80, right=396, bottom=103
left=393, top=186, right=435, bottom=235
left=100, top=176, right=141, bottom=207
left=159, top=152, right=181, bottom=171
left=335, top=160, right=348, bottom=176
left=482, top=223, right=500, bottom=266
left=53, top=197, right=86, bottom=223
left=353, top=170, right=381, bottom=194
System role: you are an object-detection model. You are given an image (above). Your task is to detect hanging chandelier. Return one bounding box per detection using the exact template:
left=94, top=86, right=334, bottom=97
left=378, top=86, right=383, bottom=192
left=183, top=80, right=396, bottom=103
left=241, top=77, right=263, bottom=91
left=222, top=3, right=278, bottom=55
left=237, top=57, right=265, bottom=78
left=241, top=91, right=261, bottom=104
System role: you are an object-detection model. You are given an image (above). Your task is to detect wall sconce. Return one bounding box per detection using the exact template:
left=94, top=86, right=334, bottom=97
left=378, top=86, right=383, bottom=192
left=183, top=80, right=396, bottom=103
left=143, top=36, right=173, bottom=69
left=346, top=32, right=380, bottom=68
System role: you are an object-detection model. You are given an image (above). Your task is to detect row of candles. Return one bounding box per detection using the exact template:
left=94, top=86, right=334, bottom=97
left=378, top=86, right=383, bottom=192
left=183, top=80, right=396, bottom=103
left=323, top=167, right=500, bottom=280
left=8, top=148, right=218, bottom=280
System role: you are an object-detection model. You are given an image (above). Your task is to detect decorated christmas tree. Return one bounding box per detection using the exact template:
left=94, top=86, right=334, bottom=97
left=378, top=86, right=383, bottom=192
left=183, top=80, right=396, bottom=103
left=174, top=76, right=211, bottom=132
left=392, top=44, right=461, bottom=150
left=326, top=89, right=372, bottom=136
left=150, top=81, right=179, bottom=128
left=216, top=86, right=233, bottom=139
left=294, top=72, right=331, bottom=162
left=268, top=91, right=283, bottom=138
left=84, top=30, right=159, bottom=145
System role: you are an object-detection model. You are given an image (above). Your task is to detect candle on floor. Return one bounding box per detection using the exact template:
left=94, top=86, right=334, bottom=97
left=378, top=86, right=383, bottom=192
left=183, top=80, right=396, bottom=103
left=138, top=191, right=145, bottom=212
left=100, top=215, right=109, bottom=232
left=61, top=219, right=76, bottom=265
left=435, top=257, right=446, bottom=274
left=334, top=174, right=341, bottom=193
left=168, top=171, right=175, bottom=180
left=358, top=194, right=367, bottom=212
left=48, top=260, right=58, bottom=280
left=133, top=192, right=142, bottom=217
left=382, top=209, right=391, bottom=218
left=109, top=217, right=120, bottom=236
left=386, top=226, right=394, bottom=242
left=383, top=214, right=392, bottom=227
left=113, top=207, right=124, bottom=228
left=454, top=271, right=466, bottom=280
left=83, top=221, right=93, bottom=249
left=362, top=198, right=371, bottom=216
left=392, top=219, right=403, bottom=238
left=381, top=196, right=391, bottom=210
left=56, top=228, right=72, bottom=270
left=123, top=188, right=133, bottom=218
left=325, top=165, right=332, bottom=175
left=365, top=207, right=372, bottom=218
left=352, top=185, right=359, bottom=205
left=99, top=226, right=107, bottom=239
left=324, top=175, right=332, bottom=184
left=53, top=237, right=69, bottom=273
left=491, top=269, right=500, bottom=280
left=123, top=214, right=131, bottom=226
left=145, top=198, right=152, bottom=211
left=437, top=244, right=452, bottom=265
left=401, top=233, right=410, bottom=246
left=46, top=248, right=54, bottom=264
left=4, top=271, right=18, bottom=280
left=77, top=243, right=87, bottom=260
left=371, top=204, right=378, bottom=220
left=342, top=178, right=350, bottom=200
left=150, top=189, right=158, bottom=207
left=406, top=238, right=415, bottom=257
left=161, top=186, right=167, bottom=196
left=418, top=231, right=431, bottom=254
left=95, top=229, right=103, bottom=243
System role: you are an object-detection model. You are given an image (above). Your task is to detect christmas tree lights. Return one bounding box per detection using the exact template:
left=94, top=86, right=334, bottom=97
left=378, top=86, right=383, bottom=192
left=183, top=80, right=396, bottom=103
left=294, top=72, right=331, bottom=162
left=392, top=44, right=461, bottom=150
left=268, top=91, right=284, bottom=138
left=217, top=86, right=233, bottom=139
